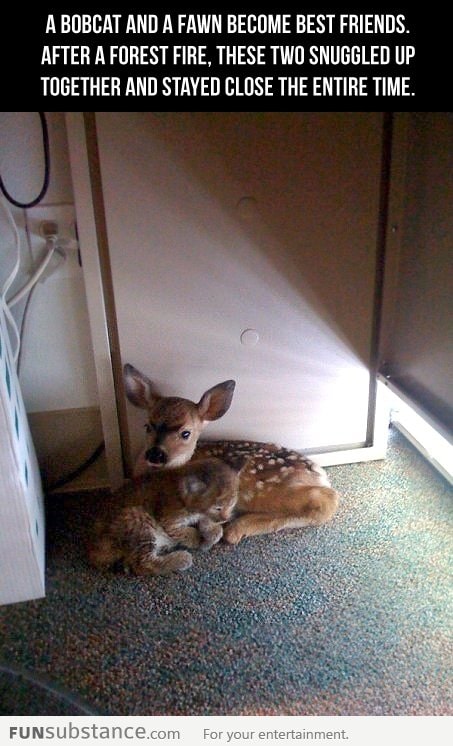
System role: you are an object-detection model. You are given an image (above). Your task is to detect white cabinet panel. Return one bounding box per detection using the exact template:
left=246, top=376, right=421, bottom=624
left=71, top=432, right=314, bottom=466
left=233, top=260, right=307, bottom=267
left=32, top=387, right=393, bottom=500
left=94, top=112, right=382, bottom=460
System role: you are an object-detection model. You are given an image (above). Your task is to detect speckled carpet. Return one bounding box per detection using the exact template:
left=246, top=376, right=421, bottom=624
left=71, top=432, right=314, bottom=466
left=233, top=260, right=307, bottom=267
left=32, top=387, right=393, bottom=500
left=1, top=427, right=452, bottom=716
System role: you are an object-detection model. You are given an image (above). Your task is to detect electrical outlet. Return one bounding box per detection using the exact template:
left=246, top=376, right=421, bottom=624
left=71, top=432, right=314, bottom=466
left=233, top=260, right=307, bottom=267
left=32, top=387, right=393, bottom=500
left=25, top=205, right=80, bottom=281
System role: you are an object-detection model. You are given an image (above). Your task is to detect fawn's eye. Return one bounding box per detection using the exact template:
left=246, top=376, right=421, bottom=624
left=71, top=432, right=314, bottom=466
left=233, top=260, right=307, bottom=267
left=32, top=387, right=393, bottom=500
left=145, top=423, right=155, bottom=434
left=181, top=430, right=191, bottom=440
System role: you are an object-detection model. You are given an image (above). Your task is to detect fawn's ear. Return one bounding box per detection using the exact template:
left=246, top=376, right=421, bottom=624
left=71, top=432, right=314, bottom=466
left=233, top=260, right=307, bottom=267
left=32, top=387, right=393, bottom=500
left=197, top=380, right=236, bottom=422
left=123, top=364, right=160, bottom=409
left=180, top=474, right=208, bottom=503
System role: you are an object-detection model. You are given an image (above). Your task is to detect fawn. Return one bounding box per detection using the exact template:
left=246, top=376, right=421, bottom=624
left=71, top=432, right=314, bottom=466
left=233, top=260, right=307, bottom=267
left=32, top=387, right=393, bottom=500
left=124, top=364, right=339, bottom=545
left=87, top=456, right=245, bottom=575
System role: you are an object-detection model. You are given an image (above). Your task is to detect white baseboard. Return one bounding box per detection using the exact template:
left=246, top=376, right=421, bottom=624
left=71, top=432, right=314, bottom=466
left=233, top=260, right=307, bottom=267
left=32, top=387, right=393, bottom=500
left=312, top=380, right=390, bottom=467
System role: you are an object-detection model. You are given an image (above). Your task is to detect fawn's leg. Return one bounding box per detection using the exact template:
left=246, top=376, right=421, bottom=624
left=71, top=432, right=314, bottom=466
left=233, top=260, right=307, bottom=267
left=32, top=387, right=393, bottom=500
left=223, top=513, right=311, bottom=544
left=225, top=486, right=339, bottom=544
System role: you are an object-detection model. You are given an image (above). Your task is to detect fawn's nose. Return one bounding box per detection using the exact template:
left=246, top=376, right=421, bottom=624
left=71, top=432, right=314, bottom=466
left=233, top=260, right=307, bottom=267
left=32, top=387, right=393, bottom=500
left=145, top=446, right=168, bottom=466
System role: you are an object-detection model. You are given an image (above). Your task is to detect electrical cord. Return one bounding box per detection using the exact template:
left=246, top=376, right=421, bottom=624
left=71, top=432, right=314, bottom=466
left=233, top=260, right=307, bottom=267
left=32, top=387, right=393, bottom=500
left=7, top=240, right=58, bottom=308
left=0, top=197, right=61, bottom=364
left=47, top=441, right=106, bottom=492
left=16, top=281, right=37, bottom=375
left=0, top=113, right=50, bottom=208
left=16, top=246, right=66, bottom=375
left=0, top=194, right=22, bottom=363
left=0, top=113, right=51, bottom=364
left=1, top=114, right=107, bottom=490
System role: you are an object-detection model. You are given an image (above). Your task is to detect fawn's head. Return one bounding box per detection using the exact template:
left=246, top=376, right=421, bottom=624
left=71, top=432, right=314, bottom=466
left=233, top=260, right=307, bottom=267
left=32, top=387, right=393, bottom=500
left=124, top=364, right=235, bottom=469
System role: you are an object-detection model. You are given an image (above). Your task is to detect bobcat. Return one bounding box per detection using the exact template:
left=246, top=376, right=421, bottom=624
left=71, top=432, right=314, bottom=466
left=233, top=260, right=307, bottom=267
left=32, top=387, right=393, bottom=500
left=87, top=456, right=245, bottom=575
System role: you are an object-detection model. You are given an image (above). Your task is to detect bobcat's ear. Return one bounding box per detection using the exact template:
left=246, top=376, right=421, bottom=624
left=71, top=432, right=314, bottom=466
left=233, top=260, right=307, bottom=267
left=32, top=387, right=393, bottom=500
left=221, top=454, right=248, bottom=474
left=180, top=474, right=208, bottom=503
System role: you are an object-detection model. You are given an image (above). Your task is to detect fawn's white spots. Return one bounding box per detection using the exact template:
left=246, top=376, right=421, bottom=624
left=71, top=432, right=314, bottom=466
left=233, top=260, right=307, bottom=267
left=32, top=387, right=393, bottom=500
left=196, top=441, right=316, bottom=499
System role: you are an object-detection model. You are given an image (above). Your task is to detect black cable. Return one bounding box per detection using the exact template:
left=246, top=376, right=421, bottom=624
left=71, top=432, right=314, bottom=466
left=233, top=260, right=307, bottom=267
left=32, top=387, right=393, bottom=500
left=48, top=441, right=106, bottom=492
left=0, top=112, right=50, bottom=208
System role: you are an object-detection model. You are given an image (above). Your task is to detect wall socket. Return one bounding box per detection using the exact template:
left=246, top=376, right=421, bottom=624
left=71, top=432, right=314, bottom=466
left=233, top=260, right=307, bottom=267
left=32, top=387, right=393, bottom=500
left=25, top=205, right=80, bottom=281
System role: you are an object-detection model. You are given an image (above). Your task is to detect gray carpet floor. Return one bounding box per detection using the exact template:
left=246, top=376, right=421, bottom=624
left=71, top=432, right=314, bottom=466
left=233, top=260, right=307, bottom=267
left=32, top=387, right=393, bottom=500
left=0, top=426, right=452, bottom=716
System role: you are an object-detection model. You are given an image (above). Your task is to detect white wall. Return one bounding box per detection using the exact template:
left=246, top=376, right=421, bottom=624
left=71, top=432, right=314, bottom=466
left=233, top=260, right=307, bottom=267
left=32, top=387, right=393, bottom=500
left=94, top=112, right=383, bottom=461
left=0, top=112, right=99, bottom=413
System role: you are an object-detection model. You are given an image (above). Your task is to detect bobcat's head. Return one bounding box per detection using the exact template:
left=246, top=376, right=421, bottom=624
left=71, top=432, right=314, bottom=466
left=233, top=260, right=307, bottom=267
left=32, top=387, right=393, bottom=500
left=179, top=456, right=247, bottom=522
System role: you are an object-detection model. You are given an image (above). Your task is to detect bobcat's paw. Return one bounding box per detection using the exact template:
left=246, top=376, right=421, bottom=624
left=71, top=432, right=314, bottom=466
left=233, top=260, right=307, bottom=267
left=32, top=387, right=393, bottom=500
left=200, top=524, right=223, bottom=551
left=180, top=527, right=201, bottom=549
left=170, top=550, right=193, bottom=572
